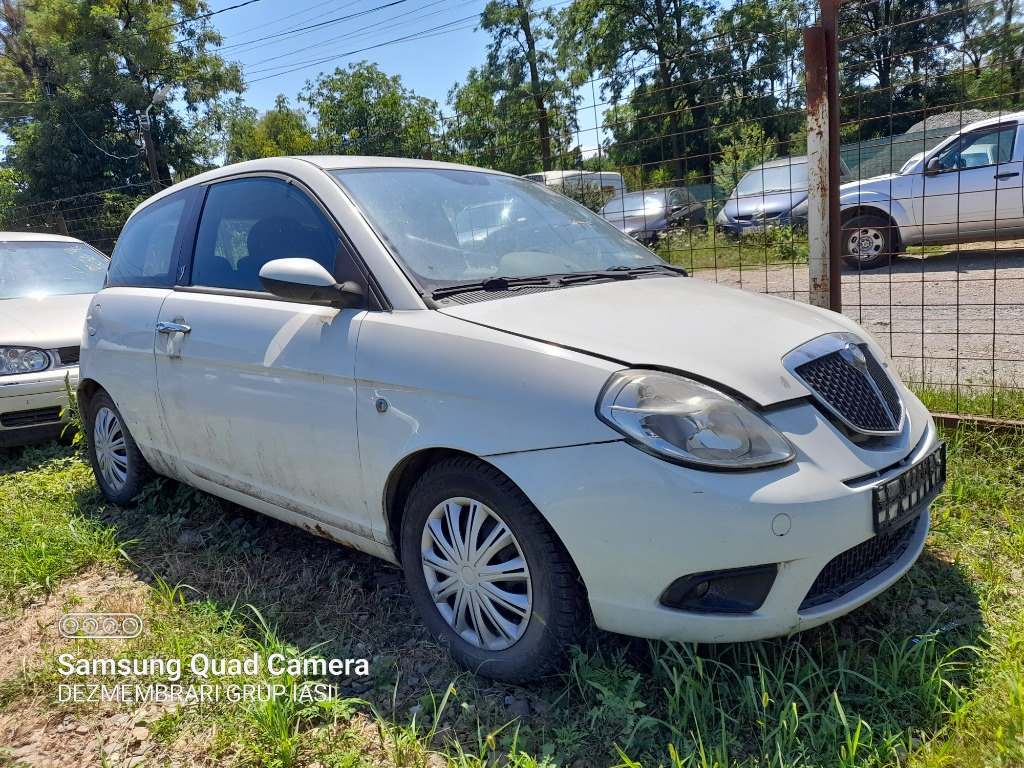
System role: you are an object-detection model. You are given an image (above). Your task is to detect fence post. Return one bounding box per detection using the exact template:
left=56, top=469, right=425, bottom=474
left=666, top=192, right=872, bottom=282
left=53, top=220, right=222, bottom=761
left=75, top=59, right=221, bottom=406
left=804, top=25, right=830, bottom=310
left=805, top=0, right=845, bottom=312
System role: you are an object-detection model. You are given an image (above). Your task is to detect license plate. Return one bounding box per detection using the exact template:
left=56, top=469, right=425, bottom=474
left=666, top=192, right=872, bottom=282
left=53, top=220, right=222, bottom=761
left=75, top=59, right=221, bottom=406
left=745, top=224, right=768, bottom=234
left=872, top=444, right=946, bottom=533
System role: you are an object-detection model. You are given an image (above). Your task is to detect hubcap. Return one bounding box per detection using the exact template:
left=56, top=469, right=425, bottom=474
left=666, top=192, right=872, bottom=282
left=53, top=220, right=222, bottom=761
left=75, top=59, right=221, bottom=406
left=847, top=227, right=885, bottom=259
left=420, top=497, right=532, bottom=651
left=93, top=406, right=129, bottom=491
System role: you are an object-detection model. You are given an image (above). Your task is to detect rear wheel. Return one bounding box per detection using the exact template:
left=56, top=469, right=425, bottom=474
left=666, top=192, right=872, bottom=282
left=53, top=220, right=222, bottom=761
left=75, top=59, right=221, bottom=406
left=400, top=457, right=585, bottom=683
left=841, top=214, right=895, bottom=270
left=86, top=390, right=154, bottom=506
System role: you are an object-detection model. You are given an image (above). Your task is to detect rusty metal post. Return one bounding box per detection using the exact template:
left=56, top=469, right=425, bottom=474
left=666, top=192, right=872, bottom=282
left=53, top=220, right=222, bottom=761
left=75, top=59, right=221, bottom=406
left=804, top=0, right=845, bottom=312
left=804, top=26, right=830, bottom=310
left=821, top=0, right=843, bottom=313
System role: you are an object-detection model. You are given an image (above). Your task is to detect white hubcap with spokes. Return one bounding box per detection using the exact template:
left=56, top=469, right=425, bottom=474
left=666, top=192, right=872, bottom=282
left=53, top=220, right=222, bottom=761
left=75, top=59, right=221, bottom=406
left=420, top=497, right=532, bottom=650
left=93, top=407, right=129, bottom=491
left=847, top=227, right=885, bottom=259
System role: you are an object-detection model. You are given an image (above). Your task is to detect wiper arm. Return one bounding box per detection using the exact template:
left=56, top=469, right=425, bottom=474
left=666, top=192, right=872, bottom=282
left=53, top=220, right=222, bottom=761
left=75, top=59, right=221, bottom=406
left=608, top=264, right=688, bottom=276
left=558, top=264, right=689, bottom=285
left=432, top=275, right=554, bottom=299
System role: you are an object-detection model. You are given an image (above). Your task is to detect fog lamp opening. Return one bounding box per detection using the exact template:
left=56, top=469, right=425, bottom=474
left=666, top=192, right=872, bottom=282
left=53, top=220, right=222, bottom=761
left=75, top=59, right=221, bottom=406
left=660, top=564, right=779, bottom=613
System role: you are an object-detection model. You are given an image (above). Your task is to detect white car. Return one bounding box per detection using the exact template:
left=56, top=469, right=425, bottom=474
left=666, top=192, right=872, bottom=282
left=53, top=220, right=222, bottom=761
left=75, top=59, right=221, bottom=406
left=80, top=157, right=945, bottom=682
left=0, top=233, right=108, bottom=447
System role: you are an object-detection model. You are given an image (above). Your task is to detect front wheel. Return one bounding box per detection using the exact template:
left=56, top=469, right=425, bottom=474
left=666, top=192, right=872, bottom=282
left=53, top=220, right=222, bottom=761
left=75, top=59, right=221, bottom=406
left=841, top=214, right=895, bottom=270
left=400, top=458, right=585, bottom=683
left=85, top=390, right=154, bottom=506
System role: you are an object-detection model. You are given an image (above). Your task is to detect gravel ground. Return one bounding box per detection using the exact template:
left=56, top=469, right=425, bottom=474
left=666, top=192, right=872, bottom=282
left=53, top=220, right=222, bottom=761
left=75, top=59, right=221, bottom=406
left=691, top=243, right=1024, bottom=389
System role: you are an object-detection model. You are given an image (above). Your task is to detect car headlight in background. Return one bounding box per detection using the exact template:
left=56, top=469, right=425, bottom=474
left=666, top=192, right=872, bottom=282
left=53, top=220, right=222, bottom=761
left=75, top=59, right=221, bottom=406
left=791, top=199, right=809, bottom=218
left=0, top=346, right=53, bottom=375
left=597, top=369, right=795, bottom=469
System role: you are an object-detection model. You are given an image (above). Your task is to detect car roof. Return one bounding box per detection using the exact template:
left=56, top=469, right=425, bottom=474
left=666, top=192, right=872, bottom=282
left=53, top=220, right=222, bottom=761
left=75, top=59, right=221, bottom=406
left=749, top=156, right=808, bottom=171
left=137, top=156, right=512, bottom=215
left=950, top=110, right=1024, bottom=132
left=0, top=231, right=88, bottom=244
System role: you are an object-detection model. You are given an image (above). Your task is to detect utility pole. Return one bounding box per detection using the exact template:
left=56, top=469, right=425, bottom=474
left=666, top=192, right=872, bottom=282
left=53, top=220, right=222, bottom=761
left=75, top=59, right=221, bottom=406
left=138, top=85, right=173, bottom=194
left=137, top=110, right=162, bottom=193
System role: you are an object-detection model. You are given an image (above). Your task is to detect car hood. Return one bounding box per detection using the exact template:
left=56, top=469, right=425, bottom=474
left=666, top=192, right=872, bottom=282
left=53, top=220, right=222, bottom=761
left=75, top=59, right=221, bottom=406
left=721, top=190, right=806, bottom=219
left=0, top=293, right=93, bottom=347
left=438, top=277, right=868, bottom=405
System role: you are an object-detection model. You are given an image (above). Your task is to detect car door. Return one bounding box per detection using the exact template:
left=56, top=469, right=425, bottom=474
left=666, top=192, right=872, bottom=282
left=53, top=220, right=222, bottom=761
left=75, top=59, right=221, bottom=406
left=913, top=123, right=1024, bottom=241
left=153, top=175, right=383, bottom=544
left=84, top=189, right=198, bottom=460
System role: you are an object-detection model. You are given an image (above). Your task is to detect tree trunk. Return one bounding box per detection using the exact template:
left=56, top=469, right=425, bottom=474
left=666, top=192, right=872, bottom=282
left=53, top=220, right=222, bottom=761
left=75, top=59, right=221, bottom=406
left=517, top=0, right=553, bottom=171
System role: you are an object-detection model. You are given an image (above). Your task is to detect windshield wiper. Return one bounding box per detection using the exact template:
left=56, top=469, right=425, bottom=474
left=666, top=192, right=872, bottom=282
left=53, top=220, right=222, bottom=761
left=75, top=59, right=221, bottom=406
left=432, top=275, right=554, bottom=300
left=558, top=263, right=688, bottom=285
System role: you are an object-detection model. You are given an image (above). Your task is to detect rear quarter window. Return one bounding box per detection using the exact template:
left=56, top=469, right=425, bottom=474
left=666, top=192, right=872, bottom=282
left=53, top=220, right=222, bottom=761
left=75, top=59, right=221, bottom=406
left=107, top=193, right=190, bottom=288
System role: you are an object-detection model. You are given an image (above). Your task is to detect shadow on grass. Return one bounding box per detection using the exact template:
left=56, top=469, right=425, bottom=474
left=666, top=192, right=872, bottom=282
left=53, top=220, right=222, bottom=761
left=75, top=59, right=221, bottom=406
left=1, top=440, right=989, bottom=766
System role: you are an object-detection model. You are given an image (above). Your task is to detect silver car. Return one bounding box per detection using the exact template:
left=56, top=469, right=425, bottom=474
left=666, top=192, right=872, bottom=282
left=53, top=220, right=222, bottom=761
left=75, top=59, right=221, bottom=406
left=0, top=233, right=108, bottom=446
left=794, top=112, right=1024, bottom=269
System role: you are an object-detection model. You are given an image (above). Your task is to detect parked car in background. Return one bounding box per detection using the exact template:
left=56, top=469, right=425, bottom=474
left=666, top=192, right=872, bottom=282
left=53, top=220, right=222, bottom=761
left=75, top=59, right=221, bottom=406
left=793, top=112, right=1024, bottom=269
left=600, top=188, right=706, bottom=242
left=81, top=157, right=943, bottom=682
left=716, top=155, right=853, bottom=235
left=0, top=233, right=108, bottom=447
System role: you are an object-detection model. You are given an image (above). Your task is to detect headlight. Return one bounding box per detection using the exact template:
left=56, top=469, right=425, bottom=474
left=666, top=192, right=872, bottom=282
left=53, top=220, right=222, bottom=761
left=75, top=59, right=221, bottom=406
left=792, top=200, right=809, bottom=218
left=0, top=346, right=52, bottom=376
left=715, top=209, right=728, bottom=224
left=597, top=369, right=795, bottom=470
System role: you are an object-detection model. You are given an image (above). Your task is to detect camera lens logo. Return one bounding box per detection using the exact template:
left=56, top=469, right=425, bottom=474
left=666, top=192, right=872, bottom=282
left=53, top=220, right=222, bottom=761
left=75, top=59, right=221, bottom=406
left=59, top=613, right=143, bottom=640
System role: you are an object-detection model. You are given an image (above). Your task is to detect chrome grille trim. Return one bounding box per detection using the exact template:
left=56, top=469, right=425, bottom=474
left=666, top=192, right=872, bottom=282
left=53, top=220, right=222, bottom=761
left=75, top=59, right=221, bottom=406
left=784, top=333, right=905, bottom=437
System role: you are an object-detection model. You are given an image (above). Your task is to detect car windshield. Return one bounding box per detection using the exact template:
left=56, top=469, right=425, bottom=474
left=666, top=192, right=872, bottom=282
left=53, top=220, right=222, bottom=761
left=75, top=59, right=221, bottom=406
left=735, top=163, right=808, bottom=197
left=602, top=191, right=666, bottom=217
left=331, top=168, right=664, bottom=290
left=0, top=240, right=108, bottom=299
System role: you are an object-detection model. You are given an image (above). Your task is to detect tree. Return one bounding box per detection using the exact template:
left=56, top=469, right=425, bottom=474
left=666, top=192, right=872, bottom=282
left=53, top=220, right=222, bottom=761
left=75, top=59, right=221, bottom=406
left=301, top=61, right=437, bottom=157
left=0, top=0, right=243, bottom=203
left=224, top=95, right=314, bottom=162
left=480, top=0, right=572, bottom=172
left=713, top=121, right=777, bottom=197
left=559, top=0, right=719, bottom=181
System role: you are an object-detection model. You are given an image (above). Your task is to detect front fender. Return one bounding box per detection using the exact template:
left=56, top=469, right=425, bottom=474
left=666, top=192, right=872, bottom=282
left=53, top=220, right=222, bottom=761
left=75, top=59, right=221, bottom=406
left=838, top=189, right=907, bottom=223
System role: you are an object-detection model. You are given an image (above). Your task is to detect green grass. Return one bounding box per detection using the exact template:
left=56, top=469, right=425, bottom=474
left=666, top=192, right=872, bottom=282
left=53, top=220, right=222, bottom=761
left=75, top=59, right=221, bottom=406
left=654, top=225, right=810, bottom=272
left=1, top=424, right=1022, bottom=767
left=911, top=381, right=1024, bottom=422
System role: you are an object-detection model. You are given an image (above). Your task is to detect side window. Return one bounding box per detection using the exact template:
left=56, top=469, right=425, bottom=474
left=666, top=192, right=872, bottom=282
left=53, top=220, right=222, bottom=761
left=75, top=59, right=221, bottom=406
left=191, top=177, right=340, bottom=292
left=669, top=191, right=684, bottom=207
left=108, top=194, right=188, bottom=287
left=935, top=126, right=1016, bottom=171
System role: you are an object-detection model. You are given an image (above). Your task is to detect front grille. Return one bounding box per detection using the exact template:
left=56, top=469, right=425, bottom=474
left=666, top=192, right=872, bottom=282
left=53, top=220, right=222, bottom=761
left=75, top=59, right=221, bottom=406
left=795, top=345, right=902, bottom=434
left=55, top=346, right=80, bottom=365
left=800, top=515, right=919, bottom=610
left=1, top=406, right=63, bottom=428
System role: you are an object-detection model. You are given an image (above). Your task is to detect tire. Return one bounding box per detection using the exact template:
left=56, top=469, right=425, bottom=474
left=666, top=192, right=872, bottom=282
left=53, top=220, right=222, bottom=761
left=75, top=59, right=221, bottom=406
left=85, top=390, right=154, bottom=506
left=400, top=457, right=585, bottom=683
left=841, top=214, right=895, bottom=270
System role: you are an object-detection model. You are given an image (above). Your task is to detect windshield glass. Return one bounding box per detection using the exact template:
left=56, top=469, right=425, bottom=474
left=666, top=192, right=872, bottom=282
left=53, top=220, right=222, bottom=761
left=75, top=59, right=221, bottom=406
left=735, top=163, right=808, bottom=197
left=602, top=191, right=666, bottom=217
left=331, top=168, right=664, bottom=290
left=0, top=240, right=108, bottom=299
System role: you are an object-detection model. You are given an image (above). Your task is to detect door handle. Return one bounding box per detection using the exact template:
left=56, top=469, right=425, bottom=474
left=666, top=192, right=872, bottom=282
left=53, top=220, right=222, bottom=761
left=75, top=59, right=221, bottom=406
left=156, top=321, right=191, bottom=334
left=994, top=172, right=1020, bottom=180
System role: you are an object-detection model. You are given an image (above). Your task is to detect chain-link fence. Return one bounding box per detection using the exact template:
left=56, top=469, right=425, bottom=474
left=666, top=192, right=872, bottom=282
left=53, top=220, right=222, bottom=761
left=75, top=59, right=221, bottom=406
left=3, top=0, right=1021, bottom=421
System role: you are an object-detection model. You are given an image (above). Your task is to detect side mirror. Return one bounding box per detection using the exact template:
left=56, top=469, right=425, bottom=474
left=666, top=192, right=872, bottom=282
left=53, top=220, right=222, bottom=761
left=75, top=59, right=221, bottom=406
left=259, top=258, right=364, bottom=307
left=924, top=156, right=942, bottom=175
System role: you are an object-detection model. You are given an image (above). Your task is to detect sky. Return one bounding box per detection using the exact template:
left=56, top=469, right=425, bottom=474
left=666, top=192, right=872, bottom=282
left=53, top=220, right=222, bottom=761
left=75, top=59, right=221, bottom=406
left=206, top=0, right=606, bottom=152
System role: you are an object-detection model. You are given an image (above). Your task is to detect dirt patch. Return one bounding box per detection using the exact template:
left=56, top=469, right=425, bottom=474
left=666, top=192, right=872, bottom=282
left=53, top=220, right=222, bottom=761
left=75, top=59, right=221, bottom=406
left=692, top=244, right=1024, bottom=387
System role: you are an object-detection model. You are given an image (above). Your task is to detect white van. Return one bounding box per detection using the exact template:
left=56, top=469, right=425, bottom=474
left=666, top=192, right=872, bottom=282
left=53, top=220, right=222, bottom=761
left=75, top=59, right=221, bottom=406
left=522, top=170, right=626, bottom=197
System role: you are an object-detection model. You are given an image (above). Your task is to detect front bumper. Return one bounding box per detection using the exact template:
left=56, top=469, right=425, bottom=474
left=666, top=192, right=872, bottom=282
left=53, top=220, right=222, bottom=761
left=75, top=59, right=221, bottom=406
left=488, top=403, right=940, bottom=643
left=0, top=367, right=78, bottom=447
left=716, top=215, right=793, bottom=236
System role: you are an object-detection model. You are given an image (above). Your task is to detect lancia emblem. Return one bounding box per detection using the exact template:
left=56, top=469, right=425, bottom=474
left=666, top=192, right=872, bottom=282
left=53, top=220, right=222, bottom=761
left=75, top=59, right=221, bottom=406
left=839, top=343, right=868, bottom=373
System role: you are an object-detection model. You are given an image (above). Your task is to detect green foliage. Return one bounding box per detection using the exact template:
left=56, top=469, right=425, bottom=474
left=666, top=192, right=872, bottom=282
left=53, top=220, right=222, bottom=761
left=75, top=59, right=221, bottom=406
left=224, top=95, right=315, bottom=163
left=712, top=121, right=777, bottom=198
left=0, top=0, right=242, bottom=201
left=301, top=61, right=437, bottom=158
